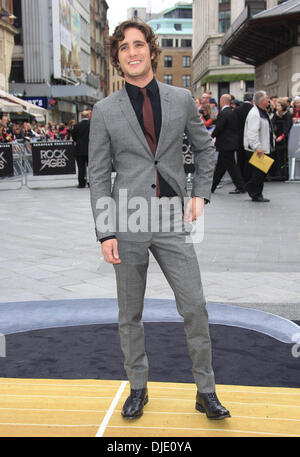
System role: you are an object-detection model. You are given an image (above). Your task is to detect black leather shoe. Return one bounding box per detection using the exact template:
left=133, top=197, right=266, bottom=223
left=121, top=388, right=148, bottom=420
left=196, top=392, right=231, bottom=420
left=252, top=196, right=270, bottom=202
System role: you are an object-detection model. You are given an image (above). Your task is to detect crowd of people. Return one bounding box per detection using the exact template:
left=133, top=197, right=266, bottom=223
left=1, top=92, right=299, bottom=195
left=194, top=91, right=300, bottom=201
left=195, top=92, right=300, bottom=127
left=0, top=115, right=78, bottom=143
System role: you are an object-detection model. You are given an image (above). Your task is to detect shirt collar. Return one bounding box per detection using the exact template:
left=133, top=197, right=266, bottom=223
left=125, top=78, right=158, bottom=100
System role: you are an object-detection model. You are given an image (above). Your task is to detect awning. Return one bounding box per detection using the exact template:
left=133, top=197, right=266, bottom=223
left=0, top=98, right=25, bottom=113
left=0, top=89, right=47, bottom=120
left=221, top=0, right=300, bottom=67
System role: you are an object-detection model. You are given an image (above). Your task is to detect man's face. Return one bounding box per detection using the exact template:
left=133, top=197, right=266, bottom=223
left=117, top=27, right=154, bottom=84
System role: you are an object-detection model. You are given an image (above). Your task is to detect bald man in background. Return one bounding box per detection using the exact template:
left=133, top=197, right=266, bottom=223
left=211, top=94, right=245, bottom=194
left=72, top=110, right=91, bottom=188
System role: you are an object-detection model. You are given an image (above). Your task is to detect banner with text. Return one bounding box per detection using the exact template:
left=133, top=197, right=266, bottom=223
left=0, top=144, right=14, bottom=178
left=31, top=141, right=76, bottom=176
left=182, top=133, right=195, bottom=174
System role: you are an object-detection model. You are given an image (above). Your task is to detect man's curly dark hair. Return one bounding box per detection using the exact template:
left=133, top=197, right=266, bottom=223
left=110, top=20, right=161, bottom=77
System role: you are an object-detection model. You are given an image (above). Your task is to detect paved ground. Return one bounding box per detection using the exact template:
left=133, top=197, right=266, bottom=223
left=0, top=177, right=299, bottom=319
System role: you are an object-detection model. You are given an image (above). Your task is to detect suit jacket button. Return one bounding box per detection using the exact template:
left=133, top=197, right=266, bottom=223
left=152, top=184, right=156, bottom=189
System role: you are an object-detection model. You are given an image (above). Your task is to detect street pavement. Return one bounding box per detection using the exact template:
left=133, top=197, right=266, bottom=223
left=0, top=177, right=299, bottom=320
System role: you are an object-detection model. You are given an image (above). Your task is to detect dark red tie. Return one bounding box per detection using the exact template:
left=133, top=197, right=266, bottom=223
left=140, top=88, right=160, bottom=197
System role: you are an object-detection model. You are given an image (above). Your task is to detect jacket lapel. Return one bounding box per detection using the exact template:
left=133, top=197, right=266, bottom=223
left=118, top=87, right=153, bottom=158
left=156, top=81, right=170, bottom=159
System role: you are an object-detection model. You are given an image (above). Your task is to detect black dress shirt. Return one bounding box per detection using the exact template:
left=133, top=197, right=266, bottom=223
left=125, top=78, right=178, bottom=199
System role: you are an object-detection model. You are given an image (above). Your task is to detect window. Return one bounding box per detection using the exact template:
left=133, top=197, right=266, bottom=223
left=219, top=45, right=230, bottom=66
left=1, top=0, right=10, bottom=11
left=246, top=81, right=254, bottom=93
left=182, top=75, right=191, bottom=88
left=220, top=54, right=230, bottom=66
left=174, top=24, right=182, bottom=31
left=9, top=60, right=24, bottom=83
left=13, top=0, right=22, bottom=44
left=219, top=0, right=231, bottom=33
left=162, top=39, right=173, bottom=47
left=164, top=75, right=173, bottom=85
left=81, top=49, right=90, bottom=73
left=245, top=0, right=266, bottom=17
left=183, top=56, right=191, bottom=68
left=164, top=8, right=192, bottom=19
left=181, top=39, right=192, bottom=48
left=218, top=82, right=230, bottom=102
left=80, top=16, right=90, bottom=44
left=164, top=56, right=173, bottom=68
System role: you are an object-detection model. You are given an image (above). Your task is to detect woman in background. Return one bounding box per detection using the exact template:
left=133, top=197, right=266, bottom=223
left=271, top=98, right=293, bottom=180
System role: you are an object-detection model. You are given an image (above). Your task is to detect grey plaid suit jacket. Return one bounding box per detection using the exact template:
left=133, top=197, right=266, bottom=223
left=88, top=81, right=216, bottom=242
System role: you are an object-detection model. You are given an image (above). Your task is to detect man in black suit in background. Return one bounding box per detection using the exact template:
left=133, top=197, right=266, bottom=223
left=72, top=110, right=90, bottom=188
left=211, top=94, right=245, bottom=194
left=235, top=93, right=254, bottom=182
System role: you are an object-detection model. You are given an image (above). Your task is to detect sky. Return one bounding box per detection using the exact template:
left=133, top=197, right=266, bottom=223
left=107, top=0, right=181, bottom=33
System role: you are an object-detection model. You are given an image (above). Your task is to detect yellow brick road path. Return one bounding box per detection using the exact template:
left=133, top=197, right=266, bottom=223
left=0, top=379, right=299, bottom=437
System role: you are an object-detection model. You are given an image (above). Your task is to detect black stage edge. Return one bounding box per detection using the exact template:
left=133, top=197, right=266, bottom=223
left=0, top=322, right=299, bottom=389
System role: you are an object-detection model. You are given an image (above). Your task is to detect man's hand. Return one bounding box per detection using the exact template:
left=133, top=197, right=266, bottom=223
left=102, top=239, right=121, bottom=265
left=256, top=148, right=264, bottom=158
left=184, top=197, right=205, bottom=222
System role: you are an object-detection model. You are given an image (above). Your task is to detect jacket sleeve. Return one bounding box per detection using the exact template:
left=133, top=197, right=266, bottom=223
left=71, top=124, right=78, bottom=142
left=245, top=110, right=262, bottom=151
left=211, top=110, right=226, bottom=139
left=88, top=103, right=116, bottom=241
left=184, top=92, right=216, bottom=202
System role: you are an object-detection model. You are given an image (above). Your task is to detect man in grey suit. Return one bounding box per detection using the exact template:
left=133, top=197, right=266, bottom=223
left=88, top=20, right=230, bottom=421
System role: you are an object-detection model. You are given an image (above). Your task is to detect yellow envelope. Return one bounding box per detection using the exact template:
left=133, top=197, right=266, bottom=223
left=249, top=151, right=274, bottom=174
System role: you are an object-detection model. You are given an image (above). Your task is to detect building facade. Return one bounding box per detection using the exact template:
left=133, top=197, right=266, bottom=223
left=90, top=0, right=109, bottom=98
left=0, top=0, right=17, bottom=91
left=9, top=0, right=109, bottom=123
left=109, top=64, right=125, bottom=95
left=221, top=0, right=300, bottom=98
left=147, top=3, right=193, bottom=91
left=192, top=0, right=282, bottom=100
left=127, top=7, right=151, bottom=23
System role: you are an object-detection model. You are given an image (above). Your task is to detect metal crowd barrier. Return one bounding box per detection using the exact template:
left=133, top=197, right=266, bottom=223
left=0, top=140, right=78, bottom=191
left=0, top=136, right=196, bottom=192
left=288, top=124, right=300, bottom=181
left=0, top=142, right=24, bottom=191
left=1, top=124, right=300, bottom=192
